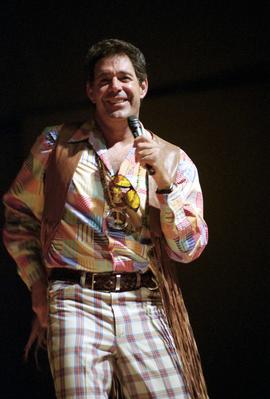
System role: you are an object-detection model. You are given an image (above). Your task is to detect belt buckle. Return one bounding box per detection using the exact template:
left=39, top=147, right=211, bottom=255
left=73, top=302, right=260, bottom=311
left=89, top=273, right=121, bottom=291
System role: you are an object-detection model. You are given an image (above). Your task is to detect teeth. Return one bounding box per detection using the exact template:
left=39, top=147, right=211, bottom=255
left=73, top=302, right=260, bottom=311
left=108, top=98, right=126, bottom=104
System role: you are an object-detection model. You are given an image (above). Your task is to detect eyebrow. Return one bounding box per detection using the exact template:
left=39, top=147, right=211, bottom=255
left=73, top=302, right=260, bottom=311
left=95, top=70, right=134, bottom=79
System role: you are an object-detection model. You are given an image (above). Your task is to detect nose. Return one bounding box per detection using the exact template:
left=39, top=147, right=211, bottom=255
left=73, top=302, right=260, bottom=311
left=110, top=77, right=121, bottom=92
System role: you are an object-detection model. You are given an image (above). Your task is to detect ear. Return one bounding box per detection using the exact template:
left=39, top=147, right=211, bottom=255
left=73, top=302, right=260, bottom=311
left=140, top=79, right=148, bottom=99
left=86, top=82, right=96, bottom=104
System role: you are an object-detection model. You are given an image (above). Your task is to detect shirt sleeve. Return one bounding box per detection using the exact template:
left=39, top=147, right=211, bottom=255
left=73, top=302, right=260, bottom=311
left=156, top=149, right=208, bottom=263
left=2, top=126, right=60, bottom=289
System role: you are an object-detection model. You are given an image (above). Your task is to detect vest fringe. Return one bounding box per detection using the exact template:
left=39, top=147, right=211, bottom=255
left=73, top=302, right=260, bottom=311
left=150, top=238, right=209, bottom=399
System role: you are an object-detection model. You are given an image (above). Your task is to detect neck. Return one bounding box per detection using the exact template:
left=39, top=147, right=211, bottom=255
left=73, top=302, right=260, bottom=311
left=94, top=114, right=134, bottom=147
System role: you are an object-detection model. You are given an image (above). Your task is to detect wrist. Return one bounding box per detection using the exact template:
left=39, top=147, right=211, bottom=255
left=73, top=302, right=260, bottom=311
left=156, top=183, right=175, bottom=194
left=31, top=278, right=48, bottom=292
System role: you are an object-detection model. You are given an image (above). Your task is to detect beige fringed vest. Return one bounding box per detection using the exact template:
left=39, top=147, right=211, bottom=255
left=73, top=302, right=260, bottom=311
left=41, top=122, right=209, bottom=399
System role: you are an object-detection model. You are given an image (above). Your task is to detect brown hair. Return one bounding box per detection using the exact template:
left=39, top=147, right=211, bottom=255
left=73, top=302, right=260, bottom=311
left=85, top=38, right=147, bottom=83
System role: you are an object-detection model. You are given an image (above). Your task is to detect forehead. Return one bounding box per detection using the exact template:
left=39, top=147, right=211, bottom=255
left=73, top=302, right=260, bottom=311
left=93, top=54, right=137, bottom=78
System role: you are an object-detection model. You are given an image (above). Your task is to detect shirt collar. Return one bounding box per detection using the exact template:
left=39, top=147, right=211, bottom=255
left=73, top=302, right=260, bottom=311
left=67, top=119, right=152, bottom=144
left=66, top=119, right=112, bottom=172
left=67, top=120, right=96, bottom=143
left=66, top=119, right=152, bottom=176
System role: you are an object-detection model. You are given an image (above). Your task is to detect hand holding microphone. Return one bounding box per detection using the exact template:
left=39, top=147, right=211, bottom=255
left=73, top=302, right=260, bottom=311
left=128, top=116, right=155, bottom=175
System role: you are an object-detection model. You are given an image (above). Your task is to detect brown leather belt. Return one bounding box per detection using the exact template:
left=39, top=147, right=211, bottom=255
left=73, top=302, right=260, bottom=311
left=49, top=268, right=158, bottom=292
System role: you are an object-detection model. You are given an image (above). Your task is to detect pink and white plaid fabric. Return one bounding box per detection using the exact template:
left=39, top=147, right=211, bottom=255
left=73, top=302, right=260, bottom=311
left=47, top=282, right=190, bottom=398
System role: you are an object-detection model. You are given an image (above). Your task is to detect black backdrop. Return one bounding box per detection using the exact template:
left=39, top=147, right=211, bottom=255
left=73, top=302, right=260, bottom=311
left=1, top=2, right=269, bottom=398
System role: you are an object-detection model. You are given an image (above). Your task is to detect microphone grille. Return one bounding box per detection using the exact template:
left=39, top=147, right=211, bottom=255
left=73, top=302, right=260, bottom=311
left=127, top=115, right=140, bottom=132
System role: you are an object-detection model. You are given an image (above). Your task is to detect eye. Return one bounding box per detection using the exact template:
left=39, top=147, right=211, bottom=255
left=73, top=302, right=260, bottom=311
left=99, top=78, right=110, bottom=86
left=120, top=75, right=132, bottom=82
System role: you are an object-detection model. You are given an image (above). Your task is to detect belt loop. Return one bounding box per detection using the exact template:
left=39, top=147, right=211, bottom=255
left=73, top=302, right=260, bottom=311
left=91, top=273, right=96, bottom=290
left=148, top=276, right=159, bottom=291
left=80, top=272, right=87, bottom=287
left=136, top=273, right=141, bottom=289
left=115, top=274, right=121, bottom=291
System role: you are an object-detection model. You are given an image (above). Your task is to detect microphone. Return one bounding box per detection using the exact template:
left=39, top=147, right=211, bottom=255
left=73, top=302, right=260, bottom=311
left=128, top=115, right=144, bottom=138
left=128, top=116, right=155, bottom=175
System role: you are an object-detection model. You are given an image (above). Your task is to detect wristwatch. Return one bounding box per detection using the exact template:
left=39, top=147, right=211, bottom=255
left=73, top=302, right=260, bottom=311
left=156, top=183, right=175, bottom=194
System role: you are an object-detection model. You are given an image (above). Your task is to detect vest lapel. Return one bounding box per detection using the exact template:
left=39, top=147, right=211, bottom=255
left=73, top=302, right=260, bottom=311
left=41, top=122, right=87, bottom=255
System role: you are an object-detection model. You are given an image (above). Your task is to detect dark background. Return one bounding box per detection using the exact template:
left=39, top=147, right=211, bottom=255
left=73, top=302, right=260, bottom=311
left=1, top=1, right=269, bottom=398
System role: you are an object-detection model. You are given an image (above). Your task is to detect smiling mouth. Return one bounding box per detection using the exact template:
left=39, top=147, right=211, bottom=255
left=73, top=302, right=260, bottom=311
left=107, top=98, right=127, bottom=104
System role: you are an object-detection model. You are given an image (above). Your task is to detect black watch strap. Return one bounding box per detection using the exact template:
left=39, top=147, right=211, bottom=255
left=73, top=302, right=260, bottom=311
left=156, top=183, right=175, bottom=194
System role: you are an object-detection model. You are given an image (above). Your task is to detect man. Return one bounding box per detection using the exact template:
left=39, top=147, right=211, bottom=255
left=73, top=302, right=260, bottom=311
left=3, top=39, right=208, bottom=398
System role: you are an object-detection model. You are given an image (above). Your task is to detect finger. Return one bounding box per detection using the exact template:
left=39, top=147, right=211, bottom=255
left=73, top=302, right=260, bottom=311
left=136, top=149, right=154, bottom=158
left=134, top=135, right=149, bottom=143
left=24, top=317, right=42, bottom=359
left=32, top=303, right=48, bottom=327
left=37, top=308, right=48, bottom=328
left=135, top=150, right=155, bottom=164
left=133, top=136, right=153, bottom=147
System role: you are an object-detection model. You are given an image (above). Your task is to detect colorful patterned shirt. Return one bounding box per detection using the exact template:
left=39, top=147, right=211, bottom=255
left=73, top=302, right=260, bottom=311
left=3, top=121, right=208, bottom=289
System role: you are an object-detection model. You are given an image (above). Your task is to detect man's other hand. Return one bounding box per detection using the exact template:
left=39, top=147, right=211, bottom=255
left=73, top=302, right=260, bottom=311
left=31, top=279, right=48, bottom=328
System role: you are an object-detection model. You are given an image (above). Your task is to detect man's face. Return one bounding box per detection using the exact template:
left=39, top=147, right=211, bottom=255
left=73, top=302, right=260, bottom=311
left=86, top=54, right=148, bottom=123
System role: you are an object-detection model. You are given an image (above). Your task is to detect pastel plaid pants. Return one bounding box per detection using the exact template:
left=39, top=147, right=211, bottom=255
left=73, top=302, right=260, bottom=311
left=47, top=281, right=189, bottom=399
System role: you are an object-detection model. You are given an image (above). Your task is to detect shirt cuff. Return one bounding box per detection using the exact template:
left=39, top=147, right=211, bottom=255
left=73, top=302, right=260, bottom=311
left=156, top=184, right=189, bottom=227
left=156, top=184, right=183, bottom=207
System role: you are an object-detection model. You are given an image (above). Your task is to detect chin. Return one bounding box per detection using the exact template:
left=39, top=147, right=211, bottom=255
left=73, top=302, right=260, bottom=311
left=108, top=110, right=129, bottom=120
